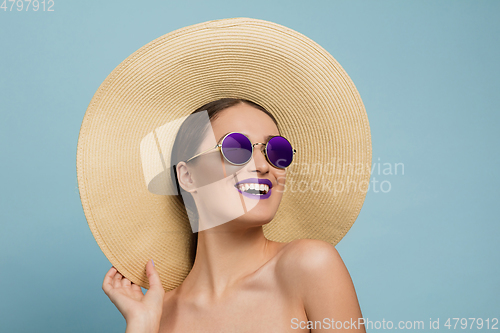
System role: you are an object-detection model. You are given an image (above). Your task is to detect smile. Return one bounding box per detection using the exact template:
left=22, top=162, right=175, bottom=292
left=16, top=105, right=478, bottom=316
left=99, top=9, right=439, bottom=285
left=234, top=178, right=272, bottom=200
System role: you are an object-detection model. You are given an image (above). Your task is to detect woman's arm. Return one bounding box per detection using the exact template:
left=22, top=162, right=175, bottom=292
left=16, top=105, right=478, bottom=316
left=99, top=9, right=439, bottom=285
left=278, top=239, right=365, bottom=333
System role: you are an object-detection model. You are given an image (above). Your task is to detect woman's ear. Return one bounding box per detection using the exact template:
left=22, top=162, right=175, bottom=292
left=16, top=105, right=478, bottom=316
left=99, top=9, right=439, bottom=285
left=176, top=161, right=197, bottom=193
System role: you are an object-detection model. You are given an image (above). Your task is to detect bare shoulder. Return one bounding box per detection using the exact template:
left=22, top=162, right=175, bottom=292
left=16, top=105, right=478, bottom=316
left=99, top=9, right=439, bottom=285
left=275, top=240, right=364, bottom=329
left=275, top=239, right=349, bottom=292
left=272, top=242, right=363, bottom=327
left=276, top=238, right=343, bottom=272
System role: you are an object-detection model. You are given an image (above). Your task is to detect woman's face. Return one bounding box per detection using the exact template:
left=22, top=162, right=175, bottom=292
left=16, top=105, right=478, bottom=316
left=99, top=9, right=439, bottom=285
left=184, top=102, right=286, bottom=231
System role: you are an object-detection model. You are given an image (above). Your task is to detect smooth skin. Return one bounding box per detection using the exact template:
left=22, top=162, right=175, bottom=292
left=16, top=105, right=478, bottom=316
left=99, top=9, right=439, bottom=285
left=103, top=102, right=365, bottom=333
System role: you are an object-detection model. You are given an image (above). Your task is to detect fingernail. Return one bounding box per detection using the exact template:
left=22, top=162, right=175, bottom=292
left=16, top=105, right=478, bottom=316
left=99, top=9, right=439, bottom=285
left=151, top=259, right=155, bottom=267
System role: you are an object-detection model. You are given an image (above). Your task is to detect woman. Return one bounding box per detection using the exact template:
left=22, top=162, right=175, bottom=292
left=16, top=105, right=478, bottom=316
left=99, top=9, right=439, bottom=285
left=77, top=17, right=371, bottom=333
left=102, top=98, right=366, bottom=332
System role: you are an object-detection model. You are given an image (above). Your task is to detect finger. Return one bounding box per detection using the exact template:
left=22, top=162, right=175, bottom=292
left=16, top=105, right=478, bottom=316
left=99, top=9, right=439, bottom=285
left=121, top=276, right=131, bottom=287
left=130, top=283, right=142, bottom=293
left=102, top=267, right=117, bottom=293
left=145, top=259, right=165, bottom=300
left=112, top=271, right=123, bottom=288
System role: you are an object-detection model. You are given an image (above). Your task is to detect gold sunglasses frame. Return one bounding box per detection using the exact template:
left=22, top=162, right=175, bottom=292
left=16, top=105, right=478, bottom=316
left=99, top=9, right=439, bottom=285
left=184, top=132, right=297, bottom=169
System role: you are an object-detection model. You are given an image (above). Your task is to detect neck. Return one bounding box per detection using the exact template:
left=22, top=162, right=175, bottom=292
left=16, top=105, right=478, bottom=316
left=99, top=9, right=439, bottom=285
left=180, top=223, right=275, bottom=300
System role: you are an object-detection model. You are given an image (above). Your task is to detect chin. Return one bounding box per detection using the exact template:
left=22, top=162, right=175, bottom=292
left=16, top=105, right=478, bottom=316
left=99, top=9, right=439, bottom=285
left=241, top=206, right=276, bottom=227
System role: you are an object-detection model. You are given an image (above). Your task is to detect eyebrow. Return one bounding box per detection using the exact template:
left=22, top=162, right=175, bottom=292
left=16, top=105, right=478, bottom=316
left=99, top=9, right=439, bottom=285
left=217, top=132, right=277, bottom=144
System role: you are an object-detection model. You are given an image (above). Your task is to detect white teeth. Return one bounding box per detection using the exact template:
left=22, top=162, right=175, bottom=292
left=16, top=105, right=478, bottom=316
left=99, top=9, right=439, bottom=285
left=236, top=183, right=270, bottom=195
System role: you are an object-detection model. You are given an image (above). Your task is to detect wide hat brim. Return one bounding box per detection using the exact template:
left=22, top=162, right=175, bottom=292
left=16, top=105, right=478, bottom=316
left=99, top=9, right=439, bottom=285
left=77, top=17, right=372, bottom=291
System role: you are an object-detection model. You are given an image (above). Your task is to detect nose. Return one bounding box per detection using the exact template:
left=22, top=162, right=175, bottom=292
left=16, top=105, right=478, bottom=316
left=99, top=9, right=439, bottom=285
left=247, top=143, right=269, bottom=174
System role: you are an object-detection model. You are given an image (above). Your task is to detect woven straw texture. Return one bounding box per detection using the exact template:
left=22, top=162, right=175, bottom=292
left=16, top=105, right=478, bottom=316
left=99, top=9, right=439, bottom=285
left=76, top=17, right=372, bottom=291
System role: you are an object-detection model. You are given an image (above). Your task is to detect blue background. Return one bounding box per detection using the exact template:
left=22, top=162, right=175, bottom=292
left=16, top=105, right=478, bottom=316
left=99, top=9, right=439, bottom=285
left=1, top=1, right=499, bottom=332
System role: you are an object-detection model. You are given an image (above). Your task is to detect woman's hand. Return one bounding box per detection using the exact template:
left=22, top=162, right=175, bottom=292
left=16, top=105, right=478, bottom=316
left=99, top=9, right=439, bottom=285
left=102, top=259, right=165, bottom=333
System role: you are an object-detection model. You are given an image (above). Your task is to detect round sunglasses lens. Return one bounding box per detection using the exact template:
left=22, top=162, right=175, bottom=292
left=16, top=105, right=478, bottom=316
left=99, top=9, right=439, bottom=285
left=221, top=133, right=253, bottom=165
left=266, top=136, right=294, bottom=168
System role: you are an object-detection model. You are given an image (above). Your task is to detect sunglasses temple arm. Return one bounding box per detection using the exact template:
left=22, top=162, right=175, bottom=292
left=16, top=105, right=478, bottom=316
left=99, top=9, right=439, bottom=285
left=185, top=144, right=221, bottom=163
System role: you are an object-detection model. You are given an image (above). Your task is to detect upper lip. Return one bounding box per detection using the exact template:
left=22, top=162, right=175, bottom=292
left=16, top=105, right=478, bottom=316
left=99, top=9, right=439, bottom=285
left=234, top=178, right=273, bottom=189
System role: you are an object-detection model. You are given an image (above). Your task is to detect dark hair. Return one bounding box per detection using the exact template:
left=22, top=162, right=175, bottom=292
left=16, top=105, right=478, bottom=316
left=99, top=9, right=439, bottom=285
left=170, top=98, right=279, bottom=260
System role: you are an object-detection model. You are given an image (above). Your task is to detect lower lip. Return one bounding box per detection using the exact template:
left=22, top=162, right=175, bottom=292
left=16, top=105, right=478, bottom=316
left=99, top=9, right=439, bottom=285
left=235, top=186, right=272, bottom=200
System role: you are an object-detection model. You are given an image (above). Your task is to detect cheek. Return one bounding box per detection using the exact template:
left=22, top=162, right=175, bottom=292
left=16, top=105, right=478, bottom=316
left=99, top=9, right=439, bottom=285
left=191, top=154, right=230, bottom=187
left=274, top=170, right=287, bottom=191
left=222, top=160, right=246, bottom=177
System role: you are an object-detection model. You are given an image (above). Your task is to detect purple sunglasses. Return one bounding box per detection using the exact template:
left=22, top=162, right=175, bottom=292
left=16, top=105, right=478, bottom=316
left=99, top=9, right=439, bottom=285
left=185, top=132, right=296, bottom=169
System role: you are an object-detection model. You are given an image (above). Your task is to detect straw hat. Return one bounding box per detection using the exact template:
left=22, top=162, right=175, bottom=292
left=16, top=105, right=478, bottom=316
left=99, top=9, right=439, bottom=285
left=77, top=17, right=371, bottom=291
